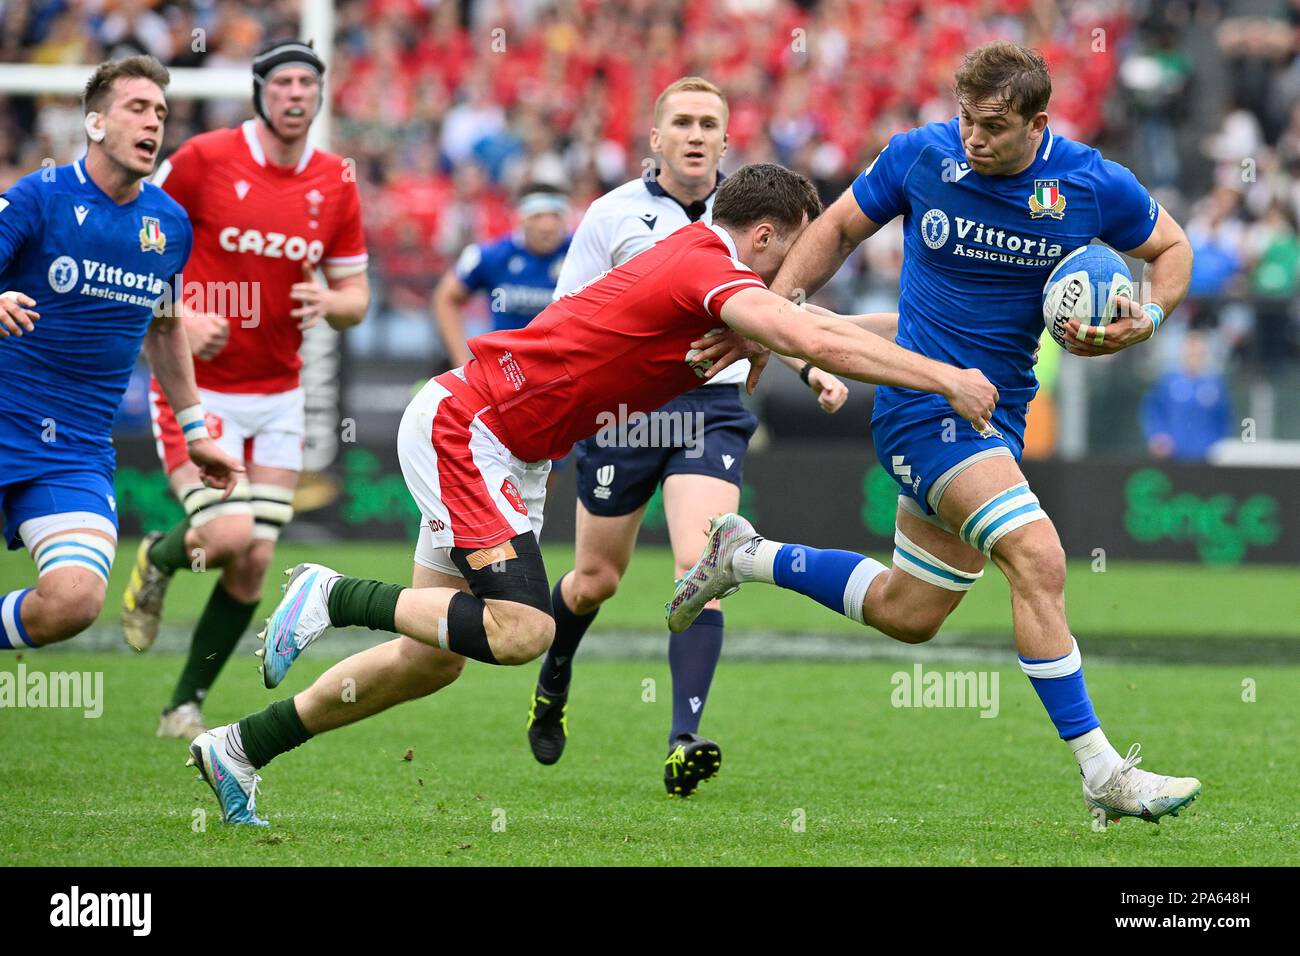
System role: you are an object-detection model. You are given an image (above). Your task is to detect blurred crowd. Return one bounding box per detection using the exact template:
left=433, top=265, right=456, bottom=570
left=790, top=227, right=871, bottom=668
left=0, top=0, right=1126, bottom=325
left=1120, top=1, right=1300, bottom=364
left=1, top=0, right=1298, bottom=451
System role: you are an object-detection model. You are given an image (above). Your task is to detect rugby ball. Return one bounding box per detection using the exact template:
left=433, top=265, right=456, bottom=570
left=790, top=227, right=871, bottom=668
left=1042, top=244, right=1133, bottom=349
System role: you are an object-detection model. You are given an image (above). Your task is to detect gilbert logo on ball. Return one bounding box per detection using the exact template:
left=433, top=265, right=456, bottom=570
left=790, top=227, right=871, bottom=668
left=1042, top=244, right=1132, bottom=349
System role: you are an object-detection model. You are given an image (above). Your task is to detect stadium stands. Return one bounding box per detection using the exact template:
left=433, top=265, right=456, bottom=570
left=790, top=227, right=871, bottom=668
left=1, top=0, right=1296, bottom=447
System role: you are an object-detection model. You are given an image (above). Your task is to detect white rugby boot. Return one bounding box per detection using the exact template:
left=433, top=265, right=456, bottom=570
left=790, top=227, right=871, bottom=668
left=255, top=563, right=340, bottom=689
left=157, top=701, right=207, bottom=739
left=186, top=724, right=269, bottom=827
left=666, top=513, right=759, bottom=633
left=1084, top=743, right=1202, bottom=825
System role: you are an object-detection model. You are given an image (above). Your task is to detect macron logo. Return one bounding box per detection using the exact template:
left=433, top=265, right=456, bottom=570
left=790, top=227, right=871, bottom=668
left=892, top=455, right=912, bottom=484
left=721, top=454, right=735, bottom=470
left=234, top=180, right=250, bottom=201
left=952, top=164, right=973, bottom=182
left=74, top=205, right=89, bottom=225
left=49, top=886, right=152, bottom=936
left=689, top=696, right=703, bottom=714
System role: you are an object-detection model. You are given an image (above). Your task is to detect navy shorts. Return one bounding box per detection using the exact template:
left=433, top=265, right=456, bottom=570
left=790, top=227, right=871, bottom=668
left=872, top=393, right=1028, bottom=520
left=575, top=386, right=758, bottom=517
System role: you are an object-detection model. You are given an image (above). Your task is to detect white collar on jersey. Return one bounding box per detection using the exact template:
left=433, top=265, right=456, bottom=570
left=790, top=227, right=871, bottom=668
left=241, top=119, right=315, bottom=173
left=708, top=222, right=740, bottom=258
left=72, top=155, right=151, bottom=198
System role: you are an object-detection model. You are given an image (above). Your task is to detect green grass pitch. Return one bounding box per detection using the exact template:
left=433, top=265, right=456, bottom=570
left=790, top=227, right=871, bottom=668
left=6, top=539, right=1296, bottom=641
left=1, top=541, right=1297, bottom=865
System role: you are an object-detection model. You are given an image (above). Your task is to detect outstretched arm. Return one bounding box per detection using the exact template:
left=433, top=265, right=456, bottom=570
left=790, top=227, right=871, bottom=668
left=703, top=306, right=897, bottom=413
left=691, top=306, right=899, bottom=384
left=801, top=302, right=898, bottom=341
left=719, top=287, right=997, bottom=432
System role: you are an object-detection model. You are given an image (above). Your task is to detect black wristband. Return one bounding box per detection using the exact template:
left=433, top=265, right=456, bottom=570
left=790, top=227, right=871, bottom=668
left=799, top=362, right=814, bottom=385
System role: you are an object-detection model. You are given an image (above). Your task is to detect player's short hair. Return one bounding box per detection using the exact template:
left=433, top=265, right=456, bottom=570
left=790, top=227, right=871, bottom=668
left=653, top=76, right=729, bottom=127
left=82, top=55, right=171, bottom=115
left=712, top=163, right=822, bottom=237
left=953, top=41, right=1051, bottom=121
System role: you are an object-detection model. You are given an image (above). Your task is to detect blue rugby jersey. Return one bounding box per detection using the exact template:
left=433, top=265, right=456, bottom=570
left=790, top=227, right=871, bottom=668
left=0, top=159, right=192, bottom=480
left=456, top=232, right=571, bottom=332
left=851, top=118, right=1157, bottom=416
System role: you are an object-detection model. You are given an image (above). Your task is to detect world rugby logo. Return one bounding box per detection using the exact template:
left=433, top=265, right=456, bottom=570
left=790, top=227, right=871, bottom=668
left=921, top=209, right=950, bottom=250
left=593, top=464, right=614, bottom=501
left=48, top=255, right=78, bottom=293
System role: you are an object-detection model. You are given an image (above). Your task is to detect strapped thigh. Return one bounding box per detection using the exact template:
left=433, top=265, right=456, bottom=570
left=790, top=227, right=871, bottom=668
left=892, top=527, right=983, bottom=592
left=179, top=479, right=253, bottom=527
left=449, top=532, right=551, bottom=614
left=250, top=483, right=294, bottom=541
left=18, top=512, right=118, bottom=586
left=957, top=481, right=1047, bottom=556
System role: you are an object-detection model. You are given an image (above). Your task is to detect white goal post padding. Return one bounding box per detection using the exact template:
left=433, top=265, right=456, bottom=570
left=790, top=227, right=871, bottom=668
left=0, top=64, right=247, bottom=98
left=0, top=0, right=334, bottom=147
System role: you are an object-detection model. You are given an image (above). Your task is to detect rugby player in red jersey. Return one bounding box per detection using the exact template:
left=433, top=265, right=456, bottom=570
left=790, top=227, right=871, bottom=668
left=121, top=39, right=369, bottom=740
left=181, top=163, right=997, bottom=825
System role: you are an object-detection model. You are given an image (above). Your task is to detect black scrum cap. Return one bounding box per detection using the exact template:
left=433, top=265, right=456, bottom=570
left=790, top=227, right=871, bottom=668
left=252, top=38, right=325, bottom=138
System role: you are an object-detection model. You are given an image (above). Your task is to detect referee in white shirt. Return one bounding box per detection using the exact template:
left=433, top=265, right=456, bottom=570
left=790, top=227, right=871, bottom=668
left=526, top=76, right=849, bottom=795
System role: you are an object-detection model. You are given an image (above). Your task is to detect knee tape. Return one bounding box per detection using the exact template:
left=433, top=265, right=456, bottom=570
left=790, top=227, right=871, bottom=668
left=251, top=483, right=295, bottom=541
left=958, top=482, right=1047, bottom=556
left=443, top=590, right=487, bottom=644
left=892, top=529, right=982, bottom=592
left=180, top=480, right=252, bottom=528
left=31, top=532, right=116, bottom=586
left=450, top=533, right=552, bottom=614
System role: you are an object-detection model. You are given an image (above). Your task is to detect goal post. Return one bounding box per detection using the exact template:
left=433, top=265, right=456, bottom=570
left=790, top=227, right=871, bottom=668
left=0, top=63, right=247, bottom=98
left=0, top=0, right=335, bottom=147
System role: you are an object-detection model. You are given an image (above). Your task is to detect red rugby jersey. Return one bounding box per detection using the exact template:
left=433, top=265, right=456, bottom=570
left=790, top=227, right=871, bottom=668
left=153, top=120, right=368, bottom=393
left=463, top=221, right=766, bottom=462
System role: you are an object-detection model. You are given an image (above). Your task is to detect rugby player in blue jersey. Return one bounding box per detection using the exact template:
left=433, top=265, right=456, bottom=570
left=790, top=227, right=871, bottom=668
left=669, top=42, right=1201, bottom=825
left=433, top=182, right=572, bottom=366
left=0, top=56, right=242, bottom=651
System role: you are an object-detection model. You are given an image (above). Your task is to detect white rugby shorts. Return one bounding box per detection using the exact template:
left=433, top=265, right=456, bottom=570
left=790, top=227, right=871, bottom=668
left=151, top=386, right=305, bottom=475
left=400, top=370, right=550, bottom=577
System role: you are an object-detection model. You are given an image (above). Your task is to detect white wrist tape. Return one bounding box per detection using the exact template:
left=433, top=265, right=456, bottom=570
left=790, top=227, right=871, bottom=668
left=1143, top=302, right=1164, bottom=334
left=175, top=404, right=210, bottom=443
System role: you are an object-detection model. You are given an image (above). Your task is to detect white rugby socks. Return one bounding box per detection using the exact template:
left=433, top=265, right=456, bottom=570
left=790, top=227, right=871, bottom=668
left=1, top=589, right=35, bottom=649
left=1070, top=727, right=1123, bottom=790
left=730, top=537, right=782, bottom=584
